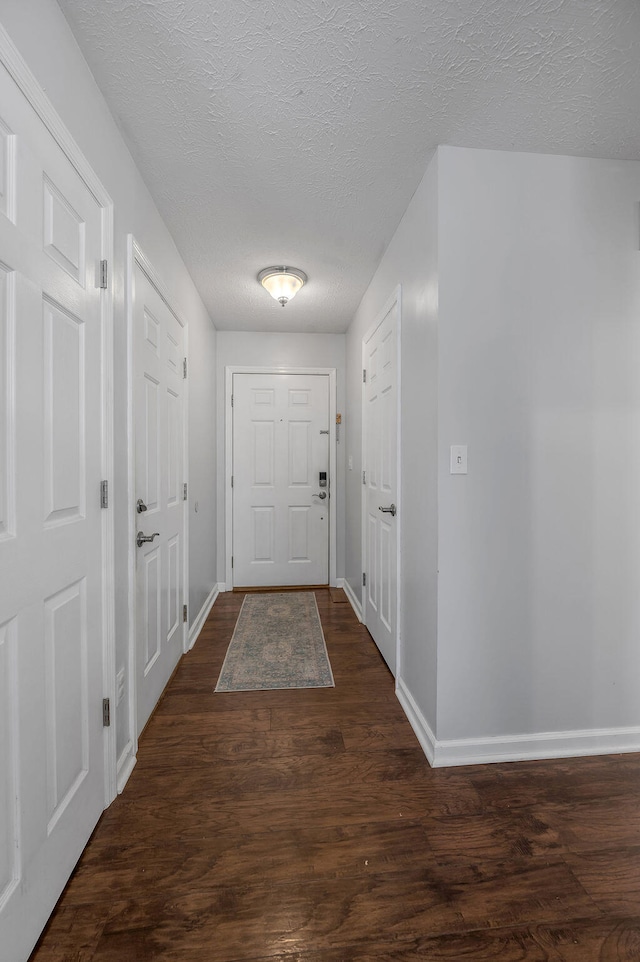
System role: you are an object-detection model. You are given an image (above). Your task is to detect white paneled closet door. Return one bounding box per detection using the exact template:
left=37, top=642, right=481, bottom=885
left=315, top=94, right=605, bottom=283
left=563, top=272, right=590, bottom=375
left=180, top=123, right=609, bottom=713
left=363, top=299, right=398, bottom=675
left=133, top=262, right=186, bottom=735
left=0, top=62, right=107, bottom=961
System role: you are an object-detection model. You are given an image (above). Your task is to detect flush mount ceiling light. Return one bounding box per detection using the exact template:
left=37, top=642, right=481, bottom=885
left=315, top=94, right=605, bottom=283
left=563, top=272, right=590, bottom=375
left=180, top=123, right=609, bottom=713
left=258, top=266, right=307, bottom=307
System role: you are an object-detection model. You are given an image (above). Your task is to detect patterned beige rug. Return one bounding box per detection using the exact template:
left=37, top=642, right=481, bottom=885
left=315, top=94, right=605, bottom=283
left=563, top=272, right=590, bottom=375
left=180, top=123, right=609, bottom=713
left=215, top=592, right=335, bottom=692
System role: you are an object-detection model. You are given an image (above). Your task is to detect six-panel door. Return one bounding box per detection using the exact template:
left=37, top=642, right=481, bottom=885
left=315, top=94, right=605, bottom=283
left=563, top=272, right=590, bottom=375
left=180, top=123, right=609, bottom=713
left=364, top=301, right=398, bottom=674
left=233, top=373, right=330, bottom=587
left=133, top=262, right=185, bottom=735
left=0, top=62, right=106, bottom=961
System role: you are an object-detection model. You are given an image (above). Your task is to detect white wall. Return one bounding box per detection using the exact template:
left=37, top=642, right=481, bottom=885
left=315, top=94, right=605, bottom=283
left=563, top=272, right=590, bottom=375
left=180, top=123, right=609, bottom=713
left=346, top=143, right=640, bottom=763
left=215, top=331, right=346, bottom=583
left=345, top=155, right=439, bottom=733
left=0, top=1, right=218, bottom=763
left=437, top=146, right=640, bottom=744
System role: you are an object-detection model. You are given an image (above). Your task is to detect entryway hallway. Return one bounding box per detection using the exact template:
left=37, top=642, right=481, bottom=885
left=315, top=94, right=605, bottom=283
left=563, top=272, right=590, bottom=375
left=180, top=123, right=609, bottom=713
left=29, top=591, right=640, bottom=960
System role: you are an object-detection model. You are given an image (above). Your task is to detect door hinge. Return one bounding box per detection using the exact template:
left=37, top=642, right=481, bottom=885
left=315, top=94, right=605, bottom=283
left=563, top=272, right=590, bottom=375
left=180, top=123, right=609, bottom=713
left=183, top=482, right=188, bottom=501
left=183, top=604, right=188, bottom=623
left=102, top=697, right=111, bottom=727
left=231, top=475, right=234, bottom=488
left=100, top=479, right=108, bottom=509
left=362, top=369, right=366, bottom=383
left=183, top=357, right=187, bottom=379
left=99, top=260, right=108, bottom=290
left=231, top=555, right=234, bottom=568
left=362, top=470, right=366, bottom=485
left=362, top=573, right=366, bottom=587
left=231, top=394, right=234, bottom=407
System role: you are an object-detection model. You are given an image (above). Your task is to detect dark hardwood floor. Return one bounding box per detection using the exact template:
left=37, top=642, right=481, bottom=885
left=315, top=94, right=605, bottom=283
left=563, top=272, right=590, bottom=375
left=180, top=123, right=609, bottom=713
left=29, top=589, right=640, bottom=961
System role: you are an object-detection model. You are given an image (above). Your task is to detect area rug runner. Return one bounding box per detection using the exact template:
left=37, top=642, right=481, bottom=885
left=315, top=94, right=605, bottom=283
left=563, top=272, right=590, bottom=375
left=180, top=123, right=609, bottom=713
left=215, top=592, right=335, bottom=692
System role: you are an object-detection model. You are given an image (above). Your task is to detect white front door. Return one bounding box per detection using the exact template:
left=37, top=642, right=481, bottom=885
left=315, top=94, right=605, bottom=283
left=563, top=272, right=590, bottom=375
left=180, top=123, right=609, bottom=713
left=133, top=262, right=186, bottom=734
left=363, top=296, right=399, bottom=675
left=233, top=373, right=330, bottom=587
left=0, top=62, right=106, bottom=960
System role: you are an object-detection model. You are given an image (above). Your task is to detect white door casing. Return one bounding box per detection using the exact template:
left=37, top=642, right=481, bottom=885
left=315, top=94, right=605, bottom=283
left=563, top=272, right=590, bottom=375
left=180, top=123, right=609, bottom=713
left=231, top=372, right=332, bottom=588
left=362, top=289, right=401, bottom=676
left=130, top=243, right=188, bottom=742
left=0, top=35, right=114, bottom=962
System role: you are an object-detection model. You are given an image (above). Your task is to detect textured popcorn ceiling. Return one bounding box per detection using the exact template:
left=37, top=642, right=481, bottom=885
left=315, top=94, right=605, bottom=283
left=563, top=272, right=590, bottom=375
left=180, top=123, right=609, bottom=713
left=58, top=0, right=640, bottom=333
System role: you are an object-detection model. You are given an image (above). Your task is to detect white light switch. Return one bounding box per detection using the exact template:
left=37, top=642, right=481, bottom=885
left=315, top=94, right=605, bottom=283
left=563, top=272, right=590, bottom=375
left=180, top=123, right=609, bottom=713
left=450, top=444, right=467, bottom=474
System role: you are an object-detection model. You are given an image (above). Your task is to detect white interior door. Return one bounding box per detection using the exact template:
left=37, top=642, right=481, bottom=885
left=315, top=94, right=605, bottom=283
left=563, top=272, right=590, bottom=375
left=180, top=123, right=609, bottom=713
left=233, top=373, right=330, bottom=587
left=133, top=262, right=186, bottom=735
left=363, top=297, right=399, bottom=675
left=0, top=63, right=106, bottom=961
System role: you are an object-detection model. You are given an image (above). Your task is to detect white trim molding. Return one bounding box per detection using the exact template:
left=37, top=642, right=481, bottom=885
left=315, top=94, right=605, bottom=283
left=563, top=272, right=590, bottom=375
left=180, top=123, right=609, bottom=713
left=188, top=583, right=221, bottom=650
left=431, top=725, right=640, bottom=768
left=340, top=579, right=363, bottom=622
left=116, top=746, right=136, bottom=795
left=396, top=677, right=640, bottom=768
left=396, top=678, right=436, bottom=766
left=0, top=24, right=112, bottom=206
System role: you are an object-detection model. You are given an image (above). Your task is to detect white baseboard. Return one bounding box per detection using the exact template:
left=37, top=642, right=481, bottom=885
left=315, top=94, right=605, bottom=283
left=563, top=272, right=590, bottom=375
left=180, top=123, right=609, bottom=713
left=116, top=742, right=136, bottom=794
left=188, top=583, right=220, bottom=650
left=396, top=677, right=436, bottom=766
left=432, top=724, right=640, bottom=767
left=396, top=676, right=640, bottom=768
left=341, top=578, right=363, bottom=622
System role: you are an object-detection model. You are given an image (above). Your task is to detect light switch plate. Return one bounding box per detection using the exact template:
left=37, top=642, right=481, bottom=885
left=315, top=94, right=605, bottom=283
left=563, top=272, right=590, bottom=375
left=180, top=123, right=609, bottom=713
left=450, top=444, right=468, bottom=474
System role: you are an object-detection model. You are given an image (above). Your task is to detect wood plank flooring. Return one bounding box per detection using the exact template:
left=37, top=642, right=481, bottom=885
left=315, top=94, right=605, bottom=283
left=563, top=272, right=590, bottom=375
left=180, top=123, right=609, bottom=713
left=29, top=589, right=640, bottom=961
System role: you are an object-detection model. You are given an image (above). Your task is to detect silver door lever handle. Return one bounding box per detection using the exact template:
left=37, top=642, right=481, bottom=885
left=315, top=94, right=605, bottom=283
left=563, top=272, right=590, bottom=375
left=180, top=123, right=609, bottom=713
left=379, top=504, right=396, bottom=517
left=313, top=491, right=327, bottom=500
left=137, top=531, right=160, bottom=547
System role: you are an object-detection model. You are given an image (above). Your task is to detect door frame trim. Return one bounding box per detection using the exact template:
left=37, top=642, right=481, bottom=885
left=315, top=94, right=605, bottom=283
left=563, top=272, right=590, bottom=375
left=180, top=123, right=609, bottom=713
left=0, top=24, right=117, bottom=806
left=361, top=285, right=402, bottom=678
left=224, top=366, right=337, bottom=590
left=123, top=235, right=189, bottom=789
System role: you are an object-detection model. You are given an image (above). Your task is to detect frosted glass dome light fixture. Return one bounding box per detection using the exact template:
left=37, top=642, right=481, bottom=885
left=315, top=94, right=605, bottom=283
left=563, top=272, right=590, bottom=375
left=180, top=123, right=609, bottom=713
left=258, top=266, right=307, bottom=307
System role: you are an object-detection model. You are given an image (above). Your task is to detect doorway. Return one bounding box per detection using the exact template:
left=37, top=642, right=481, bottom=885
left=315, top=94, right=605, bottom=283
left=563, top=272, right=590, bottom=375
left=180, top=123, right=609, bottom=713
left=225, top=367, right=337, bottom=589
left=362, top=288, right=401, bottom=676
left=123, top=238, right=189, bottom=780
